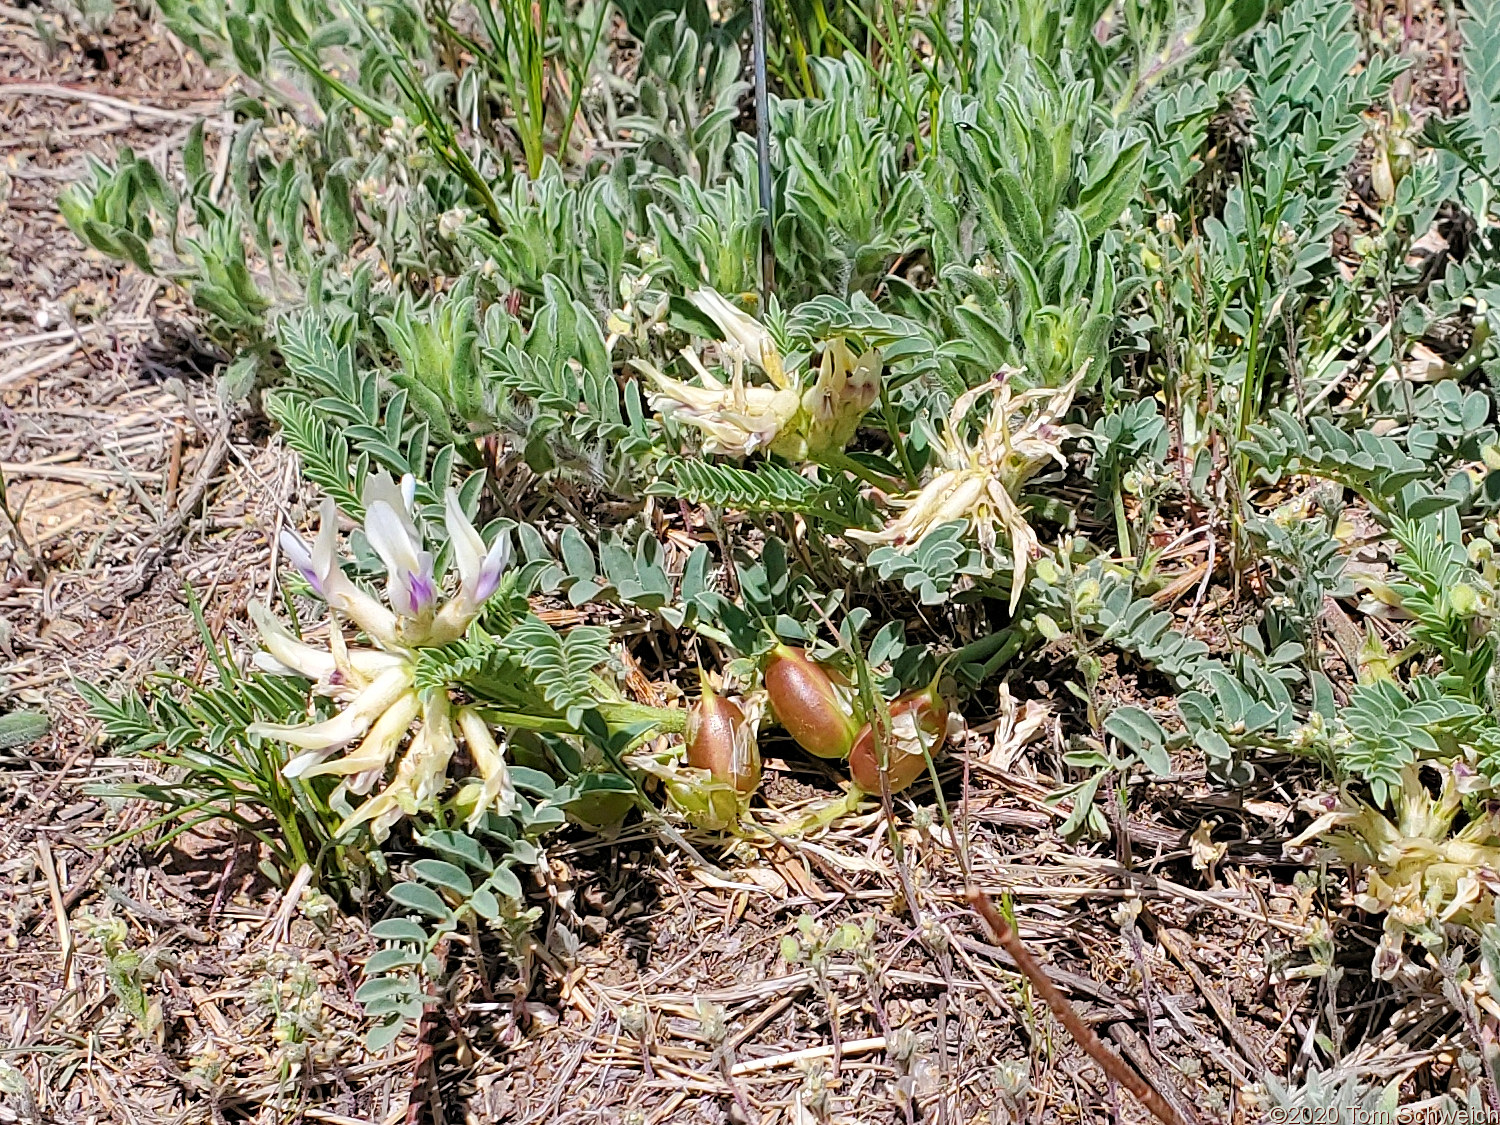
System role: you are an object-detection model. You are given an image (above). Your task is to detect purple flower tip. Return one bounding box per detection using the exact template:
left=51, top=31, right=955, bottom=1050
left=472, top=535, right=511, bottom=605
left=398, top=572, right=438, bottom=618
left=279, top=530, right=324, bottom=595
left=473, top=566, right=503, bottom=605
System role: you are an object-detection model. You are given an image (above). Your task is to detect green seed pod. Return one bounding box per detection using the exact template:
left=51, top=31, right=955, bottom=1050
left=686, top=682, right=761, bottom=795
left=665, top=773, right=744, bottom=831
left=763, top=645, right=860, bottom=759
left=848, top=687, right=950, bottom=794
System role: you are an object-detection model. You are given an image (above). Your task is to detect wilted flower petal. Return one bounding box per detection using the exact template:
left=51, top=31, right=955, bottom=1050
left=1294, top=763, right=1500, bottom=977
left=848, top=364, right=1085, bottom=610
left=642, top=359, right=801, bottom=458
left=640, top=293, right=885, bottom=461
left=340, top=693, right=459, bottom=841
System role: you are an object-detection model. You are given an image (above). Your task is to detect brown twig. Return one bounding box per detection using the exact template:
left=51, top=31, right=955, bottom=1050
left=119, top=424, right=231, bottom=601
left=36, top=834, right=74, bottom=992
left=1108, top=1023, right=1202, bottom=1125
left=162, top=423, right=184, bottom=515
left=0, top=79, right=219, bottom=121
left=965, top=885, right=1188, bottom=1125
left=207, top=829, right=243, bottom=927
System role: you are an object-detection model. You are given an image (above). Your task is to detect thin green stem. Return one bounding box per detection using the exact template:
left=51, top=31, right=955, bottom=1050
left=558, top=0, right=609, bottom=159
left=477, top=701, right=686, bottom=735
left=816, top=449, right=904, bottom=493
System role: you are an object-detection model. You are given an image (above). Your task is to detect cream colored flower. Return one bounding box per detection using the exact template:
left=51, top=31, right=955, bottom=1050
left=691, top=288, right=788, bottom=387
left=642, top=348, right=802, bottom=457
left=641, top=289, right=882, bottom=460
left=1288, top=763, right=1500, bottom=978
left=339, top=693, right=462, bottom=840
left=802, top=337, right=881, bottom=456
left=849, top=365, right=1085, bottom=610
left=455, top=706, right=519, bottom=829
left=249, top=473, right=517, bottom=838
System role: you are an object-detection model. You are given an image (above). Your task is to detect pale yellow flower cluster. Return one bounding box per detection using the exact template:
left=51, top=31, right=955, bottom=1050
left=850, top=366, right=1086, bottom=609
left=638, top=289, right=881, bottom=460
left=247, top=473, right=516, bottom=840
left=1289, top=763, right=1500, bottom=978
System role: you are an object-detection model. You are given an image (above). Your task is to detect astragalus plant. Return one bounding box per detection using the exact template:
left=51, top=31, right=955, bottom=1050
left=63, top=0, right=1500, bottom=1091
left=247, top=472, right=516, bottom=837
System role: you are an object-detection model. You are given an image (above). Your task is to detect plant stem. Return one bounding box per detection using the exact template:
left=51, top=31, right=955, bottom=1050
left=966, top=886, right=1187, bottom=1125
left=0, top=471, right=41, bottom=580
left=817, top=449, right=904, bottom=492
left=751, top=0, right=776, bottom=300
left=751, top=788, right=862, bottom=837
left=478, top=701, right=685, bottom=735
left=879, top=382, right=920, bottom=488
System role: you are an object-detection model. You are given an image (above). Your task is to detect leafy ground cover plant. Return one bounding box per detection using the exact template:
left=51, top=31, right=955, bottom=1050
left=51, top=0, right=1500, bottom=1112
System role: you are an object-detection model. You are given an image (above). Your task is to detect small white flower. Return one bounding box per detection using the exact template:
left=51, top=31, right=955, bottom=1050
left=440, top=489, right=511, bottom=625
left=280, top=497, right=399, bottom=644
left=362, top=472, right=437, bottom=626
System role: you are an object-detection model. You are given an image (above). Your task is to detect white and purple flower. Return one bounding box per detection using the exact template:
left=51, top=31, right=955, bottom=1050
left=249, top=472, right=519, bottom=839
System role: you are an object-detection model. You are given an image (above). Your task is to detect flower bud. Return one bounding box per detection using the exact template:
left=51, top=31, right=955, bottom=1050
left=685, top=682, right=761, bottom=795
left=1450, top=583, right=1480, bottom=615
left=801, top=337, right=882, bottom=457
left=764, top=645, right=860, bottom=759
left=848, top=687, right=951, bottom=794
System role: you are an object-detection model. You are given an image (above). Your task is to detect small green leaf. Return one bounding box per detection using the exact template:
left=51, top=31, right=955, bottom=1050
left=356, top=975, right=415, bottom=1003
left=0, top=711, right=48, bottom=750
left=387, top=882, right=453, bottom=920
left=366, top=1017, right=407, bottom=1051
left=470, top=888, right=501, bottom=920
left=1105, top=706, right=1171, bottom=776
left=364, top=948, right=420, bottom=974
left=320, top=169, right=356, bottom=252
left=419, top=830, right=495, bottom=872
left=488, top=865, right=524, bottom=902
left=411, top=859, right=473, bottom=897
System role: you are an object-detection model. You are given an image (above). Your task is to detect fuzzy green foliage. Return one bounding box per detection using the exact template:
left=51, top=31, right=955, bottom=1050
left=62, top=0, right=1500, bottom=1044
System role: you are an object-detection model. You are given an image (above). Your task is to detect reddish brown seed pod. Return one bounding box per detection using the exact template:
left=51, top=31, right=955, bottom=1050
left=763, top=644, right=860, bottom=759
left=848, top=687, right=950, bottom=794
left=686, top=683, right=761, bottom=795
